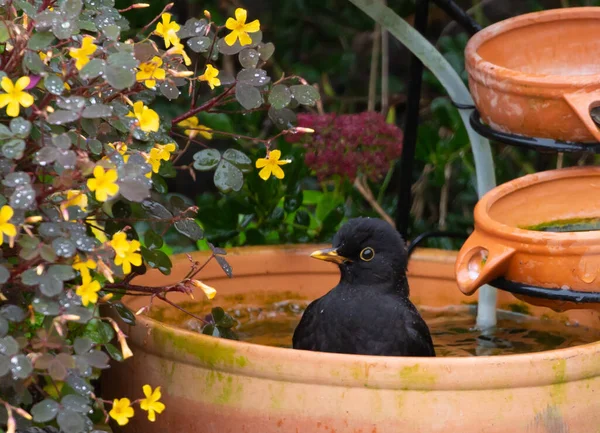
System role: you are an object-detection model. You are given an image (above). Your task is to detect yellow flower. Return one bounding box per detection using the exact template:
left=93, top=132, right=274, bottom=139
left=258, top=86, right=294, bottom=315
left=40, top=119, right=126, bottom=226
left=0, top=206, right=16, bottom=245
left=87, top=166, right=119, bottom=202
left=255, top=149, right=292, bottom=180
left=73, top=255, right=97, bottom=281
left=107, top=142, right=128, bottom=156
left=146, top=154, right=161, bottom=174
left=140, top=385, right=166, bottom=422
left=136, top=56, right=166, bottom=89
left=64, top=190, right=88, bottom=211
left=177, top=117, right=213, bottom=140
left=109, top=398, right=134, bottom=426
left=153, top=143, right=176, bottom=161
left=199, top=64, right=220, bottom=90
left=169, top=40, right=191, bottom=66
left=225, top=8, right=260, bottom=46
left=86, top=217, right=107, bottom=243
left=154, top=13, right=180, bottom=48
left=75, top=274, right=101, bottom=307
left=110, top=232, right=142, bottom=275
left=69, top=36, right=97, bottom=70
left=0, top=76, right=34, bottom=118
left=190, top=280, right=217, bottom=300
left=127, top=101, right=159, bottom=133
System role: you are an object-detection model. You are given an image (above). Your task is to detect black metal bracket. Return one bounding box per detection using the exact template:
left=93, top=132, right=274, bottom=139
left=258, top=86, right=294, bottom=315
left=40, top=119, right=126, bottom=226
left=470, top=111, right=600, bottom=153
left=490, top=277, right=600, bottom=303
left=406, top=230, right=469, bottom=258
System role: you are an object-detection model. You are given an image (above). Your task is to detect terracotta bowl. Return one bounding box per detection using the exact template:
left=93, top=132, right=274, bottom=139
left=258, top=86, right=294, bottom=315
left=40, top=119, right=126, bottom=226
left=465, top=7, right=600, bottom=142
left=455, top=166, right=600, bottom=310
left=103, top=246, right=600, bottom=433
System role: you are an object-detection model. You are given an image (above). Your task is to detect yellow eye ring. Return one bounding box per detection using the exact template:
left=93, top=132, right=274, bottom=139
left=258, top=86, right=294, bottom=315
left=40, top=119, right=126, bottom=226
left=360, top=247, right=375, bottom=261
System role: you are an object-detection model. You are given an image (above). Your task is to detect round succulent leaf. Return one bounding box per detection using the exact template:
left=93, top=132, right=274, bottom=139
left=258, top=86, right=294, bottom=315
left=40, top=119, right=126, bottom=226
left=290, top=85, right=320, bottom=106
left=0, top=317, right=8, bottom=337
left=66, top=373, right=93, bottom=395
left=57, top=409, right=86, bottom=433
left=213, top=160, right=244, bottom=193
left=61, top=394, right=91, bottom=414
left=82, top=104, right=113, bottom=119
left=257, top=42, right=275, bottom=61
left=32, top=296, right=61, bottom=316
left=268, top=106, right=297, bottom=130
left=65, top=305, right=93, bottom=324
left=57, top=96, right=86, bottom=111
left=61, top=0, right=83, bottom=19
left=10, top=354, right=33, bottom=379
left=44, top=75, right=65, bottom=95
left=48, top=264, right=76, bottom=281
left=0, top=263, right=9, bottom=284
left=0, top=354, right=9, bottom=376
left=268, top=85, right=292, bottom=110
left=192, top=149, right=220, bottom=171
left=159, top=81, right=180, bottom=100
left=178, top=18, right=208, bottom=39
left=52, top=133, right=71, bottom=149
left=39, top=275, right=63, bottom=297
left=103, top=24, right=120, bottom=40
left=10, top=117, right=31, bottom=138
left=0, top=305, right=25, bottom=322
left=215, top=255, right=233, bottom=278
left=52, top=17, right=78, bottom=40
left=73, top=337, right=94, bottom=355
left=82, top=350, right=109, bottom=369
left=28, top=31, right=56, bottom=50
left=222, top=149, right=251, bottom=171
left=52, top=237, right=76, bottom=258
left=0, top=337, right=18, bottom=356
left=47, top=110, right=81, bottom=125
left=23, top=50, right=46, bottom=73
left=141, top=200, right=172, bottom=219
left=104, top=64, right=135, bottom=90
left=10, top=185, right=36, bottom=209
left=118, top=177, right=151, bottom=202
left=35, top=10, right=58, bottom=31
left=31, top=399, right=60, bottom=423
left=80, top=59, right=105, bottom=80
left=144, top=230, right=163, bottom=250
left=2, top=139, right=25, bottom=159
left=174, top=219, right=204, bottom=241
left=237, top=68, right=270, bottom=87
left=239, top=48, right=259, bottom=69
left=187, top=36, right=211, bottom=53
left=235, top=83, right=262, bottom=110
left=0, top=124, right=12, bottom=140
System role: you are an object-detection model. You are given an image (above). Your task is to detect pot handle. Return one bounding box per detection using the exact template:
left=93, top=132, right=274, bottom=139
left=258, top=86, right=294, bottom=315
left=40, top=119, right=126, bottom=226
left=563, top=91, right=600, bottom=142
left=455, top=231, right=515, bottom=296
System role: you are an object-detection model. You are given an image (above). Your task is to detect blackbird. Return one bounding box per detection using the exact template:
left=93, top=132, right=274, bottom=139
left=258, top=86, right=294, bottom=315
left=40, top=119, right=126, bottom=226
left=292, top=217, right=435, bottom=357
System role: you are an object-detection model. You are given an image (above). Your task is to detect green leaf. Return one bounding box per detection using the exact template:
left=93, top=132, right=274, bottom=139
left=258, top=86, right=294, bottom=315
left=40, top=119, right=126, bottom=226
left=290, top=85, right=320, bottom=106
left=187, top=36, right=211, bottom=53
left=268, top=107, right=296, bottom=130
left=103, top=24, right=120, bottom=41
left=82, top=104, right=113, bottom=118
left=144, top=230, right=163, bottom=250
left=214, top=160, right=243, bottom=193
left=0, top=22, right=8, bottom=44
left=105, top=64, right=135, bottom=90
left=0, top=266, right=9, bottom=285
left=237, top=68, right=270, bottom=86
left=239, top=48, right=259, bottom=69
left=23, top=50, right=45, bottom=73
left=61, top=0, right=83, bottom=19
left=113, top=302, right=136, bottom=326
left=10, top=117, right=31, bottom=138
left=269, top=85, right=292, bottom=110
left=105, top=343, right=123, bottom=361
left=235, top=83, right=262, bottom=110
left=83, top=319, right=114, bottom=345
left=174, top=219, right=203, bottom=241
left=295, top=210, right=310, bottom=227
left=28, top=31, right=55, bottom=50
left=152, top=174, right=168, bottom=193
left=222, top=148, right=251, bottom=171
left=57, top=409, right=85, bottom=433
left=193, top=149, right=220, bottom=171
left=2, top=139, right=25, bottom=160
left=80, top=59, right=105, bottom=80
left=215, top=255, right=233, bottom=278
left=31, top=399, right=60, bottom=423
left=217, top=30, right=262, bottom=55
left=47, top=110, right=80, bottom=125
left=321, top=204, right=345, bottom=233
left=74, top=337, right=94, bottom=355
left=44, top=75, right=65, bottom=96
left=107, top=51, right=138, bottom=68
left=257, top=42, right=275, bottom=61
left=141, top=247, right=172, bottom=275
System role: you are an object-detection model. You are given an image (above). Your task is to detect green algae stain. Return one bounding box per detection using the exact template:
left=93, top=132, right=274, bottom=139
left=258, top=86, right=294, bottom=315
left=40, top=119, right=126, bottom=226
left=523, top=217, right=600, bottom=233
left=550, top=359, right=567, bottom=405
left=269, top=382, right=286, bottom=410
left=398, top=364, right=436, bottom=388
left=152, top=326, right=249, bottom=369
left=508, top=303, right=530, bottom=315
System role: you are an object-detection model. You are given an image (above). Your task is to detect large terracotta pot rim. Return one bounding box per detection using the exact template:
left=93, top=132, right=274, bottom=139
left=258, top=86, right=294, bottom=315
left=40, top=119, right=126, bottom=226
left=474, top=166, right=600, bottom=246
left=127, top=247, right=600, bottom=392
left=465, top=7, right=600, bottom=90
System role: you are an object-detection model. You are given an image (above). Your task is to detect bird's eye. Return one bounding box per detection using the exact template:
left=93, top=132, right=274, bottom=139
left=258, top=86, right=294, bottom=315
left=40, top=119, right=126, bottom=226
left=360, top=247, right=375, bottom=261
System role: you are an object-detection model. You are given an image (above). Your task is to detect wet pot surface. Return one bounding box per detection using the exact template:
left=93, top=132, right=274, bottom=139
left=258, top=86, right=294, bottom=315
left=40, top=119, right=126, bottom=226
left=104, top=246, right=600, bottom=433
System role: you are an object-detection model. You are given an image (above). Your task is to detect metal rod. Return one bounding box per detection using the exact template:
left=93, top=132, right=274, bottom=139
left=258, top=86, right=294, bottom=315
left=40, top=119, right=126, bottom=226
left=395, top=0, right=429, bottom=239
left=431, top=0, right=482, bottom=36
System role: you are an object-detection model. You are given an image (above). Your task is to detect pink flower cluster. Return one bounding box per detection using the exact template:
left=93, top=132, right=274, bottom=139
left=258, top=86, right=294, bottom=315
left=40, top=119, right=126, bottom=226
left=288, top=112, right=403, bottom=182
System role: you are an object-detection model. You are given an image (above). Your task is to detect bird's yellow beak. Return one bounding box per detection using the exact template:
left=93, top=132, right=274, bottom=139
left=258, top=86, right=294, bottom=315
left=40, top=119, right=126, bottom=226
left=310, top=248, right=349, bottom=264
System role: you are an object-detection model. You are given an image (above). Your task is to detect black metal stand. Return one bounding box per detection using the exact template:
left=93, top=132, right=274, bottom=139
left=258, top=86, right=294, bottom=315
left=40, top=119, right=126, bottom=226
left=490, top=278, right=600, bottom=303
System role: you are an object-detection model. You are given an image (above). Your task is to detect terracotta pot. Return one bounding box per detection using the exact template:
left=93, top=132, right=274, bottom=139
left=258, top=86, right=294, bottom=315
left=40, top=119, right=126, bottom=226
left=455, top=166, right=600, bottom=310
left=465, top=7, right=600, bottom=142
left=104, top=245, right=600, bottom=433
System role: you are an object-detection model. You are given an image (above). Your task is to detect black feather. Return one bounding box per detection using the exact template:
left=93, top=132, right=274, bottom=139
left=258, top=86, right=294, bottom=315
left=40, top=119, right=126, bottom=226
left=293, top=217, right=435, bottom=357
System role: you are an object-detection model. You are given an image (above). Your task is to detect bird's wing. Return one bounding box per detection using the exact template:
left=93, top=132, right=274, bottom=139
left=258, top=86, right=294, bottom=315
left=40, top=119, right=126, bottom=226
left=292, top=297, right=322, bottom=350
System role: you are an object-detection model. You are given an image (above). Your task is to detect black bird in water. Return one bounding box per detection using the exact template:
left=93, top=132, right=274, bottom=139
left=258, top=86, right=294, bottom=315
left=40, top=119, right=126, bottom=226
left=293, top=217, right=435, bottom=357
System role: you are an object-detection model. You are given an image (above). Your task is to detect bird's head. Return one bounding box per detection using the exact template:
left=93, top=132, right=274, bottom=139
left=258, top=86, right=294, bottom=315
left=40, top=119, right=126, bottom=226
left=310, top=217, right=409, bottom=294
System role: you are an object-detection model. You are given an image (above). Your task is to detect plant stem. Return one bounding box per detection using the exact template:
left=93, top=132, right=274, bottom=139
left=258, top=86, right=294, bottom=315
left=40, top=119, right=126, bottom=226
left=367, top=24, right=381, bottom=111
left=380, top=0, right=389, bottom=115
left=171, top=85, right=236, bottom=126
